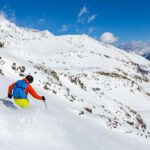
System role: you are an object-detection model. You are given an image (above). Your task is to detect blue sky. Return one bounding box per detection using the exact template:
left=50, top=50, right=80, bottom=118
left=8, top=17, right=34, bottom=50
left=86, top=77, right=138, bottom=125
left=0, top=0, right=150, bottom=45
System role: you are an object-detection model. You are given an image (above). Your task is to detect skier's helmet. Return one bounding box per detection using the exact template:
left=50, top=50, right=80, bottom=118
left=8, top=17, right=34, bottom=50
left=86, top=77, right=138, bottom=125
left=26, top=75, right=34, bottom=83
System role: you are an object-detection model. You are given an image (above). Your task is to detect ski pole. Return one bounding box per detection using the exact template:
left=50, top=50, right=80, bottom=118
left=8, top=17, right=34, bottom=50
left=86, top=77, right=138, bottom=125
left=43, top=100, right=48, bottom=109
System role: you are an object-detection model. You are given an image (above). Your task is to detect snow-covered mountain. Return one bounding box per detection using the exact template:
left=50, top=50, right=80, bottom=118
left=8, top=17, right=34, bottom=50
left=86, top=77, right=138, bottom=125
left=119, top=40, right=150, bottom=60
left=0, top=18, right=150, bottom=150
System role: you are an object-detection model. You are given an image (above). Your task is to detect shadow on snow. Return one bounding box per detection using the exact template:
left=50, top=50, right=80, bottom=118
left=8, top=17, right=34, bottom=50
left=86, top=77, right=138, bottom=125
left=0, top=99, right=17, bottom=109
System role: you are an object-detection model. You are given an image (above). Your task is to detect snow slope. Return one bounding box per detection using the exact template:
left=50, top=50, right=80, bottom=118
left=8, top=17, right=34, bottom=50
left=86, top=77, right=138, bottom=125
left=0, top=18, right=150, bottom=149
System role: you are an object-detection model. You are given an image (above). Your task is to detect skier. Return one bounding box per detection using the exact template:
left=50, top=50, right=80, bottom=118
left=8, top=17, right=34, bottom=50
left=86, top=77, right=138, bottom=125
left=8, top=75, right=46, bottom=108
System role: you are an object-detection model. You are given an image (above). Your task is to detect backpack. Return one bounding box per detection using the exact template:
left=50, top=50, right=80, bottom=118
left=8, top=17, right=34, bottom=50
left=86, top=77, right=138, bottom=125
left=12, top=80, right=28, bottom=99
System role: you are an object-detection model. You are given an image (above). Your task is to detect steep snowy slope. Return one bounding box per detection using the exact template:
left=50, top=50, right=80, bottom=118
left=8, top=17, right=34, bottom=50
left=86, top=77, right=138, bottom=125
left=0, top=18, right=150, bottom=149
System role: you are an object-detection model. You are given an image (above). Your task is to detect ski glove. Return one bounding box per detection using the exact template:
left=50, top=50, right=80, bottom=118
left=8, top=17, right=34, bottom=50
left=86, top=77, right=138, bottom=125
left=42, top=96, right=46, bottom=101
left=8, top=94, right=12, bottom=99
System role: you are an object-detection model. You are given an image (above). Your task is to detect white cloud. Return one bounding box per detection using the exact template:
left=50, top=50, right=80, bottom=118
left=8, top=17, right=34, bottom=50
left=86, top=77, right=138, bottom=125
left=59, top=25, right=68, bottom=32
left=78, top=6, right=87, bottom=17
left=118, top=41, right=150, bottom=52
left=9, top=11, right=16, bottom=22
left=0, top=11, right=6, bottom=22
left=88, top=27, right=95, bottom=33
left=100, top=32, right=119, bottom=44
left=87, top=14, right=97, bottom=23
left=77, top=5, right=97, bottom=24
left=77, top=5, right=88, bottom=24
left=118, top=41, right=150, bottom=59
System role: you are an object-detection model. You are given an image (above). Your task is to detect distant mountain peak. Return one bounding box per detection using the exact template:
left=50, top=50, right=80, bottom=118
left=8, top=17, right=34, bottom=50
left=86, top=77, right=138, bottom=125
left=118, top=41, right=150, bottom=60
